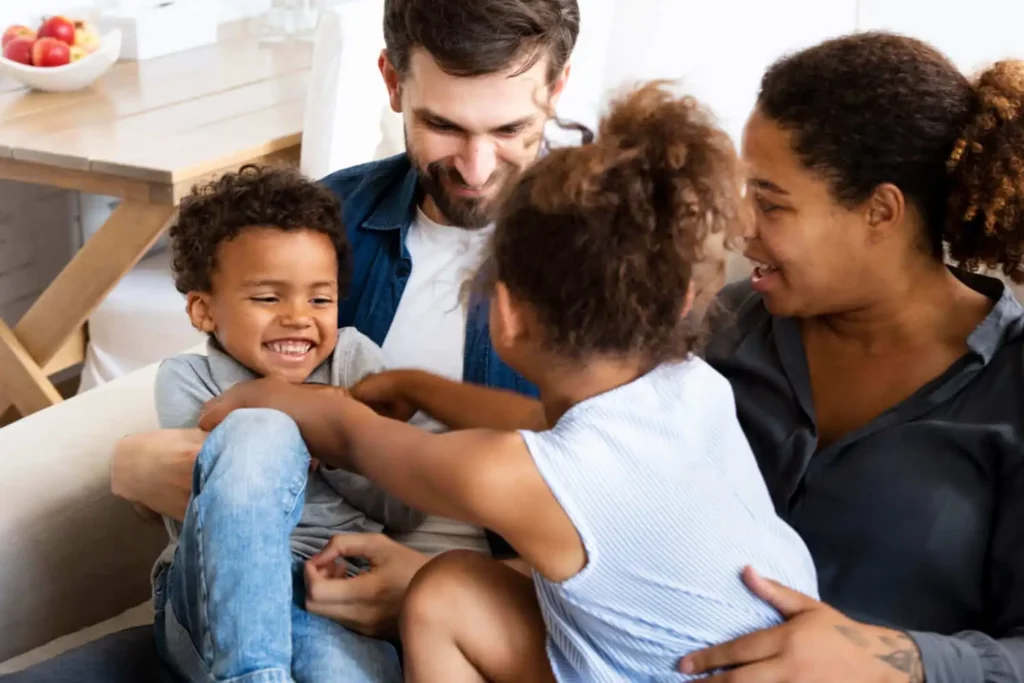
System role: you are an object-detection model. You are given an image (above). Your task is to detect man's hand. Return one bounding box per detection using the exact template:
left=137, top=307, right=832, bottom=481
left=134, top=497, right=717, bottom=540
left=680, top=567, right=925, bottom=683
left=304, top=533, right=430, bottom=639
left=110, top=429, right=205, bottom=522
left=349, top=371, right=418, bottom=421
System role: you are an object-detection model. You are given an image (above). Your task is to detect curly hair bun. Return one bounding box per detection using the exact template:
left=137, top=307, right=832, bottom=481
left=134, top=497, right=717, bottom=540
left=531, top=81, right=747, bottom=250
left=493, top=81, right=746, bottom=362
left=946, top=60, right=1024, bottom=282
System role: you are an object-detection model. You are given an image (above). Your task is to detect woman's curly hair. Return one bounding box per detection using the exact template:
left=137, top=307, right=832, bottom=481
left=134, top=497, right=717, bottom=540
left=493, top=81, right=747, bottom=362
left=758, top=32, right=1024, bottom=281
left=170, top=165, right=349, bottom=293
left=947, top=60, right=1024, bottom=280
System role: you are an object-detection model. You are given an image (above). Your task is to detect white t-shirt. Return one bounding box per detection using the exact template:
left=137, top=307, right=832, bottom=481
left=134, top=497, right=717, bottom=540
left=381, top=207, right=493, bottom=552
left=381, top=207, right=492, bottom=383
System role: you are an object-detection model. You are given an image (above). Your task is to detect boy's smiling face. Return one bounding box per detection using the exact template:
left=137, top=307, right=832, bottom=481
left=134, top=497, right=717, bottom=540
left=186, top=226, right=340, bottom=383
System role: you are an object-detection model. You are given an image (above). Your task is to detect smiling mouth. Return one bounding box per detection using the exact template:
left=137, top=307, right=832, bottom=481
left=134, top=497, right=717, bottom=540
left=749, top=260, right=781, bottom=283
left=446, top=179, right=493, bottom=198
left=264, top=340, right=315, bottom=357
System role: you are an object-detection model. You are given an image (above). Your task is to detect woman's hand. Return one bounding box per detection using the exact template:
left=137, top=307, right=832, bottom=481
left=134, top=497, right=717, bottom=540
left=680, top=567, right=924, bottom=683
left=350, top=371, right=418, bottom=421
left=304, top=533, right=431, bottom=639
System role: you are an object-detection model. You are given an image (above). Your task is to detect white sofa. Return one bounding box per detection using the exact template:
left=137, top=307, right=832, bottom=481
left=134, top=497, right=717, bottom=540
left=0, top=361, right=168, bottom=672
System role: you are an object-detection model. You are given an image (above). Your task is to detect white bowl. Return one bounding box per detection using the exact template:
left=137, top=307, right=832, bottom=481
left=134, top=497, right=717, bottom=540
left=0, top=30, right=121, bottom=93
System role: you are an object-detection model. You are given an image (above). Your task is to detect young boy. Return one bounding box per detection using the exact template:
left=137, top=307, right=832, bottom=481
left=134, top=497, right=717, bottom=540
left=151, top=165, right=485, bottom=683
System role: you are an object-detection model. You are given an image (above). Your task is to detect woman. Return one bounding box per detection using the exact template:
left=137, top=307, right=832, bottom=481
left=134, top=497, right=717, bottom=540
left=200, top=32, right=1024, bottom=683
left=679, top=33, right=1024, bottom=683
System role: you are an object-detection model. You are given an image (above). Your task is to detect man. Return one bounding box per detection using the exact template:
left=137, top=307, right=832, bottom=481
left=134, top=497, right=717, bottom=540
left=0, top=2, right=578, bottom=682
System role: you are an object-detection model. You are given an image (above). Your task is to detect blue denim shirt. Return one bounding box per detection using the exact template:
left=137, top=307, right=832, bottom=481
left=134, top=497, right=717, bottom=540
left=321, top=154, right=537, bottom=398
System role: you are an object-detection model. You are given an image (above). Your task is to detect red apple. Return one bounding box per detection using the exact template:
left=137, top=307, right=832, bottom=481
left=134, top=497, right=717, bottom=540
left=2, top=36, right=34, bottom=65
left=31, top=37, right=71, bottom=67
left=38, top=16, right=75, bottom=46
left=2, top=25, right=35, bottom=49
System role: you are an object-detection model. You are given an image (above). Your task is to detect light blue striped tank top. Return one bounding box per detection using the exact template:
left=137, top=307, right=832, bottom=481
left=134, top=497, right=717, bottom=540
left=521, top=357, right=818, bottom=682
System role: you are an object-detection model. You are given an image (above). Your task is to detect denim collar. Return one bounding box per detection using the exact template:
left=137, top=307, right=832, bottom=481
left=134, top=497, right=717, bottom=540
left=361, top=165, right=421, bottom=232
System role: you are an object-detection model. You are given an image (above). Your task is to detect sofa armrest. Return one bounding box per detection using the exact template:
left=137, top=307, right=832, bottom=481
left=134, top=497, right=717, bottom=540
left=0, top=364, right=169, bottom=662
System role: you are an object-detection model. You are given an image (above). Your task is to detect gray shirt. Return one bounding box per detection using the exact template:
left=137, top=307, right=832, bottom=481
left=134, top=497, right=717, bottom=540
left=153, top=328, right=487, bottom=580
left=704, top=270, right=1024, bottom=683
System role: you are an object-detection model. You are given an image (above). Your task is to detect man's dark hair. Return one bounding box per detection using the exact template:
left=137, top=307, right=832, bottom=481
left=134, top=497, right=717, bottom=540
left=384, top=0, right=580, bottom=83
left=170, top=165, right=350, bottom=294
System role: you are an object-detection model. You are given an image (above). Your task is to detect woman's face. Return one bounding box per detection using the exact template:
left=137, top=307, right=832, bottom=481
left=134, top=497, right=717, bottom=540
left=740, top=110, right=875, bottom=318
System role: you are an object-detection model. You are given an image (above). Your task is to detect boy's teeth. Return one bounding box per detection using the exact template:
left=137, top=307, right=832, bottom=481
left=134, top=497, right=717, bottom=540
left=268, top=341, right=313, bottom=355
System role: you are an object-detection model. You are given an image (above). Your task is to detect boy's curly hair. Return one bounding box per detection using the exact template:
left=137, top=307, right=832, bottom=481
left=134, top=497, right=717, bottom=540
left=493, top=82, right=746, bottom=362
left=170, top=165, right=349, bottom=293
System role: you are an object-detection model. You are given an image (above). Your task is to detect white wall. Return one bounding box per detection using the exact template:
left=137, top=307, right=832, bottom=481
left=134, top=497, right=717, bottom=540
left=600, top=0, right=857, bottom=142
left=858, top=0, right=1024, bottom=74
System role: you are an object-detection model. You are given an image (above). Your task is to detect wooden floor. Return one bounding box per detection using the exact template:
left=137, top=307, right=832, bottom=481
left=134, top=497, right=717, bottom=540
left=0, top=372, right=80, bottom=428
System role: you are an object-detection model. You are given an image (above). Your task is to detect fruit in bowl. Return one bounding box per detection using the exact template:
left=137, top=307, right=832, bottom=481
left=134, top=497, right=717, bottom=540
left=2, top=36, right=34, bottom=65
left=38, top=16, right=76, bottom=47
left=31, top=37, right=71, bottom=68
left=0, top=18, right=121, bottom=92
left=2, top=16, right=105, bottom=67
left=74, top=20, right=101, bottom=55
left=2, top=25, right=34, bottom=49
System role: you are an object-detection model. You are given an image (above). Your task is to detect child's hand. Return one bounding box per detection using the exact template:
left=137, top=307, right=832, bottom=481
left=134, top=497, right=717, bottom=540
left=350, top=371, right=418, bottom=422
left=304, top=533, right=431, bottom=639
left=199, top=378, right=340, bottom=431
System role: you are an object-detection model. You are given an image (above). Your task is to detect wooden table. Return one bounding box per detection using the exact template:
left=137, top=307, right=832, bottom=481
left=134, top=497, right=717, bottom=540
left=0, top=24, right=311, bottom=420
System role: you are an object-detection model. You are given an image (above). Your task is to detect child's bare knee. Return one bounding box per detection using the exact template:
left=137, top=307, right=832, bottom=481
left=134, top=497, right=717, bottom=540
left=401, top=550, right=484, bottom=635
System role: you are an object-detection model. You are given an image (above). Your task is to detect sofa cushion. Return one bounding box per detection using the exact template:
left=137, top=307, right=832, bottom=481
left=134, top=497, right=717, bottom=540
left=0, top=362, right=167, bottom=662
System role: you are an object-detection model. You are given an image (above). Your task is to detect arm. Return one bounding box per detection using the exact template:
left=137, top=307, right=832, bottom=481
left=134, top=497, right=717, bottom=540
left=322, top=329, right=427, bottom=532
left=288, top=388, right=521, bottom=522
left=201, top=382, right=579, bottom=576
left=906, top=450, right=1024, bottom=683
left=351, top=369, right=546, bottom=431
left=321, top=393, right=580, bottom=577
left=111, top=358, right=211, bottom=522
left=685, top=451, right=1024, bottom=683
left=110, top=429, right=203, bottom=521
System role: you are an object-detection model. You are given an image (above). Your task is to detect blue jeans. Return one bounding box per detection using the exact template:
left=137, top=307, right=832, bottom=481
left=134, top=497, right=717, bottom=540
left=154, top=408, right=402, bottom=683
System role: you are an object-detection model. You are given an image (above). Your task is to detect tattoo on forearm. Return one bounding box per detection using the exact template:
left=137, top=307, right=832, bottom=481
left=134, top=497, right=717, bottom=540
left=833, top=626, right=924, bottom=683
left=835, top=624, right=872, bottom=647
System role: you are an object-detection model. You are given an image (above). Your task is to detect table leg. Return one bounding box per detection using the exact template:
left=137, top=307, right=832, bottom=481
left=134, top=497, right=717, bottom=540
left=0, top=200, right=176, bottom=420
left=0, top=319, right=63, bottom=417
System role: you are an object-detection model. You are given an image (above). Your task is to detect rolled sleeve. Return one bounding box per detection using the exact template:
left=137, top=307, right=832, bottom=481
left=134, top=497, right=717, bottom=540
left=909, top=630, right=1024, bottom=683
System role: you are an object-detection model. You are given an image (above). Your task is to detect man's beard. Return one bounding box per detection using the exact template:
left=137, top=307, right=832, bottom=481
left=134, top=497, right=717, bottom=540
left=408, top=136, right=522, bottom=229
